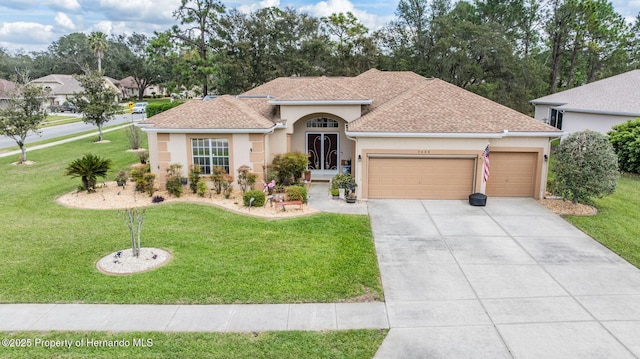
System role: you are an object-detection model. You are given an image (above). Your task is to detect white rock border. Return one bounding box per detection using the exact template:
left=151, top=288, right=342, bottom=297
left=96, top=247, right=172, bottom=275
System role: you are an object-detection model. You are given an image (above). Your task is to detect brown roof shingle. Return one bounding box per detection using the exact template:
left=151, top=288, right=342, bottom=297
left=141, top=95, right=275, bottom=130
left=348, top=78, right=559, bottom=133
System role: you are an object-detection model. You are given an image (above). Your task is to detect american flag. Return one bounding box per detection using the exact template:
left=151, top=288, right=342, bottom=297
left=482, top=145, right=490, bottom=183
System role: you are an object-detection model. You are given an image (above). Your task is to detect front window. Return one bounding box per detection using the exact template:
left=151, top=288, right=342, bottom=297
left=306, top=117, right=339, bottom=128
left=549, top=109, right=563, bottom=130
left=191, top=138, right=229, bottom=174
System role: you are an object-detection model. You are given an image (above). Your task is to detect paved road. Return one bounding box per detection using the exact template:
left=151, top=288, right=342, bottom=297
left=0, top=113, right=146, bottom=150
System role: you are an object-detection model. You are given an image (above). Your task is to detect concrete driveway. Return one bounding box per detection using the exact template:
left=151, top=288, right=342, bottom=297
left=369, top=198, right=640, bottom=358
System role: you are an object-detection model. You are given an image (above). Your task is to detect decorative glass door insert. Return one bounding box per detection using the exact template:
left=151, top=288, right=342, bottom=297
left=307, top=133, right=338, bottom=171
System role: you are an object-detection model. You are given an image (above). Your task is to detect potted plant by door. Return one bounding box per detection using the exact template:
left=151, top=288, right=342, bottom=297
left=345, top=192, right=357, bottom=203
left=303, top=170, right=311, bottom=182
left=330, top=188, right=340, bottom=199
left=345, top=180, right=357, bottom=203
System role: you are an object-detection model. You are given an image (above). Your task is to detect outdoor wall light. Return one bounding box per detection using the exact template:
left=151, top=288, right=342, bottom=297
left=358, top=155, right=362, bottom=162
left=544, top=154, right=548, bottom=161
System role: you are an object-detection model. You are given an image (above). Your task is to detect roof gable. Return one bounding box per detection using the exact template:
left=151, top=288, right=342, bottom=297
left=141, top=95, right=275, bottom=130
left=349, top=78, right=559, bottom=133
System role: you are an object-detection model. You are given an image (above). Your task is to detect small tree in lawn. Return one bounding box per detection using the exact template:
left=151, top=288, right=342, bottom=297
left=70, top=70, right=121, bottom=142
left=65, top=153, right=112, bottom=193
left=554, top=130, right=619, bottom=204
left=608, top=119, right=640, bottom=174
left=0, top=83, right=48, bottom=163
left=122, top=207, right=145, bottom=257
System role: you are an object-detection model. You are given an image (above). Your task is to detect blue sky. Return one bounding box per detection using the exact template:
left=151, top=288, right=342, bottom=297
left=0, top=0, right=638, bottom=54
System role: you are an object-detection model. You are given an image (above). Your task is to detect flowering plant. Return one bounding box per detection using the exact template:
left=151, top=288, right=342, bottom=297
left=262, top=179, right=276, bottom=194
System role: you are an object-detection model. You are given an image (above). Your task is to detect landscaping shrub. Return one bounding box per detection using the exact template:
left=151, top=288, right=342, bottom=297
left=125, top=124, right=143, bottom=149
left=237, top=165, right=258, bottom=193
left=165, top=163, right=184, bottom=197
left=188, top=165, right=202, bottom=193
left=64, top=153, right=112, bottom=193
left=555, top=130, right=619, bottom=204
left=211, top=166, right=226, bottom=194
left=130, top=164, right=150, bottom=192
left=196, top=180, right=208, bottom=197
left=243, top=190, right=266, bottom=207
left=222, top=174, right=233, bottom=199
left=286, top=185, right=307, bottom=203
left=146, top=101, right=184, bottom=117
left=269, top=152, right=308, bottom=185
left=142, top=173, right=156, bottom=196
left=151, top=195, right=165, bottom=203
left=608, top=118, right=640, bottom=174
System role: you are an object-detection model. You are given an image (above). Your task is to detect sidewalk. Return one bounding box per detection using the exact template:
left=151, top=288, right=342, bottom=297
left=0, top=124, right=132, bottom=158
left=0, top=303, right=388, bottom=332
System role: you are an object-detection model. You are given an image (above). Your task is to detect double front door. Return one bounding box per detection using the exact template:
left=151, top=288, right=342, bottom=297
left=307, top=133, right=338, bottom=173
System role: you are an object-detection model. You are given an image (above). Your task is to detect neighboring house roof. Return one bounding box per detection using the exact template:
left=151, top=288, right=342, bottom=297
left=30, top=74, right=121, bottom=96
left=0, top=79, right=16, bottom=99
left=120, top=76, right=139, bottom=89
left=530, top=70, right=640, bottom=117
left=142, top=70, right=559, bottom=135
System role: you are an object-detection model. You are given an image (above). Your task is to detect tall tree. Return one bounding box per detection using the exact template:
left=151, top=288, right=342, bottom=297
left=321, top=12, right=376, bottom=76
left=88, top=32, right=109, bottom=72
left=0, top=83, right=48, bottom=163
left=112, top=33, right=160, bottom=100
left=170, top=0, right=226, bottom=96
left=69, top=71, right=121, bottom=141
left=47, top=33, right=93, bottom=74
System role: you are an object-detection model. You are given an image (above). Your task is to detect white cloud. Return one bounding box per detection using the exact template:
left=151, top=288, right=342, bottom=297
left=54, top=12, right=76, bottom=30
left=0, top=21, right=58, bottom=52
left=47, top=0, right=81, bottom=11
left=300, top=0, right=394, bottom=31
left=238, top=0, right=280, bottom=13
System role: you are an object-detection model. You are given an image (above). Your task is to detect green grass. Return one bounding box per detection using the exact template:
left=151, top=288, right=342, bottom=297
left=565, top=173, right=640, bottom=268
left=41, top=115, right=84, bottom=128
left=0, top=330, right=388, bottom=358
left=0, top=129, right=382, bottom=304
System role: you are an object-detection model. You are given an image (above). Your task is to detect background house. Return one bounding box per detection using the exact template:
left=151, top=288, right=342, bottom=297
left=140, top=69, right=561, bottom=200
left=120, top=76, right=166, bottom=99
left=531, top=70, right=640, bottom=135
left=29, top=74, right=121, bottom=109
left=0, top=79, right=16, bottom=109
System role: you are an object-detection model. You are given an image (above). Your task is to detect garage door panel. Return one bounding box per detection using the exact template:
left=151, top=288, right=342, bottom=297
left=486, top=152, right=537, bottom=197
left=368, top=157, right=475, bottom=199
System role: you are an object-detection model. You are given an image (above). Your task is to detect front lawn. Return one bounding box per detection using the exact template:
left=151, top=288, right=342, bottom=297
left=566, top=174, right=640, bottom=268
left=0, top=129, right=382, bottom=304
left=0, top=330, right=388, bottom=359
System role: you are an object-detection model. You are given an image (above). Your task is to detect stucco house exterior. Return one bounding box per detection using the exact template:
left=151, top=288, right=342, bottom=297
left=0, top=79, right=16, bottom=109
left=531, top=70, right=640, bottom=135
left=29, top=74, right=121, bottom=108
left=139, top=69, right=561, bottom=200
left=120, top=76, right=166, bottom=99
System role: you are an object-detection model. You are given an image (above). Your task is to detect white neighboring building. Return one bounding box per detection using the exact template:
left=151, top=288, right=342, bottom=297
left=29, top=74, right=121, bottom=108
left=530, top=70, right=640, bottom=135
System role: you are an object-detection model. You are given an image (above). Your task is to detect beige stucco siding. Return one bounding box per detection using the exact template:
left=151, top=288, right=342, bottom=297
left=280, top=105, right=362, bottom=134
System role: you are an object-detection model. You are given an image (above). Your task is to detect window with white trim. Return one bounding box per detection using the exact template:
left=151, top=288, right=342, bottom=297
left=306, top=118, right=339, bottom=128
left=191, top=138, right=230, bottom=174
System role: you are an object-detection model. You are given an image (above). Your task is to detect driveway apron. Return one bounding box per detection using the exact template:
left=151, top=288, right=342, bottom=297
left=370, top=198, right=640, bottom=359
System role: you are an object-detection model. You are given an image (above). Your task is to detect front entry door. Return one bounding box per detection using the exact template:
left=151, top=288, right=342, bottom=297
left=307, top=133, right=338, bottom=173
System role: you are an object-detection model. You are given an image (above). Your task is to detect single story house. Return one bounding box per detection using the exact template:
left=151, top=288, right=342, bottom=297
left=120, top=76, right=166, bottom=99
left=531, top=70, right=640, bottom=135
left=0, top=78, right=16, bottom=109
left=139, top=69, right=561, bottom=200
left=29, top=74, right=121, bottom=108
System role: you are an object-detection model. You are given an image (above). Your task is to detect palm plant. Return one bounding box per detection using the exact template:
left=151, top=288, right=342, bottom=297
left=88, top=31, right=108, bottom=72
left=65, top=154, right=112, bottom=193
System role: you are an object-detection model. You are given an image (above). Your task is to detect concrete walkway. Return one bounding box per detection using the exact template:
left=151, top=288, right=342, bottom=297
left=370, top=198, right=640, bottom=359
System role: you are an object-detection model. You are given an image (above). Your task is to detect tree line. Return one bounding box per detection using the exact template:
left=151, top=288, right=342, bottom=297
left=1, top=0, right=638, bottom=115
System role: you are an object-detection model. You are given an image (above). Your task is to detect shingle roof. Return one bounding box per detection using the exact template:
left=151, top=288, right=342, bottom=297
left=140, top=95, right=275, bottom=130
left=144, top=69, right=557, bottom=134
left=276, top=76, right=369, bottom=101
left=0, top=79, right=16, bottom=98
left=30, top=74, right=82, bottom=94
left=531, top=70, right=640, bottom=116
left=349, top=78, right=558, bottom=133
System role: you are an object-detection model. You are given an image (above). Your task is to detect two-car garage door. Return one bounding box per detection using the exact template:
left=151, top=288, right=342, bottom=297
left=368, top=157, right=476, bottom=199
left=367, top=152, right=538, bottom=199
